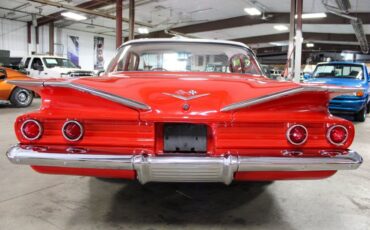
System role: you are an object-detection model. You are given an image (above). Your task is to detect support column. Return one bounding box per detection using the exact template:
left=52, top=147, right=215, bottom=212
left=287, top=0, right=296, bottom=80
left=49, top=22, right=54, bottom=55
left=27, top=22, right=32, bottom=55
left=293, top=0, right=303, bottom=82
left=128, top=0, right=135, bottom=40
left=116, top=0, right=123, bottom=48
left=35, top=26, right=39, bottom=53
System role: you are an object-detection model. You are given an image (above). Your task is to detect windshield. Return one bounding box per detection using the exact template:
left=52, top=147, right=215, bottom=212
left=313, top=64, right=363, bottom=80
left=43, top=58, right=77, bottom=68
left=106, top=42, right=262, bottom=75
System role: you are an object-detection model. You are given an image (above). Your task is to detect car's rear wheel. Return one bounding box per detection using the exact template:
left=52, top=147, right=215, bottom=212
left=9, top=87, right=33, bottom=108
left=355, top=104, right=367, bottom=122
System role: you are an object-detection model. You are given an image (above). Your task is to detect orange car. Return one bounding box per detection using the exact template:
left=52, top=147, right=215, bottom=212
left=0, top=67, right=34, bottom=107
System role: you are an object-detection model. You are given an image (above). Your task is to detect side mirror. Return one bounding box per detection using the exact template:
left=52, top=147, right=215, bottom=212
left=0, top=68, right=7, bottom=80
left=97, top=70, right=105, bottom=77
left=37, top=65, right=44, bottom=71
left=303, top=73, right=312, bottom=80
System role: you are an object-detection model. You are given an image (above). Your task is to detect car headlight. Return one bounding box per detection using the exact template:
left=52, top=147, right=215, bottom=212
left=353, top=90, right=364, bottom=97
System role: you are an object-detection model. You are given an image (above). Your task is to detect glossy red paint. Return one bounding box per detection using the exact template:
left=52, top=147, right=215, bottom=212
left=13, top=71, right=355, bottom=181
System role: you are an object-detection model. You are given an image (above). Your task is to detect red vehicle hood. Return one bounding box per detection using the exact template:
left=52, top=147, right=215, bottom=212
left=73, top=72, right=299, bottom=121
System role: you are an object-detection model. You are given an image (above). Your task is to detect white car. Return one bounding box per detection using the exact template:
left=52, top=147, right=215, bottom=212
left=22, top=55, right=95, bottom=79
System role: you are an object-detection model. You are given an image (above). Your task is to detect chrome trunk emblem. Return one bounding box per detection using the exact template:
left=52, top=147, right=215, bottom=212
left=162, top=90, right=209, bottom=101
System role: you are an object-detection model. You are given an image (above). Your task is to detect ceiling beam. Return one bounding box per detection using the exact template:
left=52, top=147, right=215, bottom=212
left=137, top=12, right=370, bottom=38
left=34, top=0, right=114, bottom=26
left=30, top=0, right=152, bottom=27
left=0, top=5, right=120, bottom=33
left=256, top=43, right=363, bottom=56
left=233, top=32, right=370, bottom=45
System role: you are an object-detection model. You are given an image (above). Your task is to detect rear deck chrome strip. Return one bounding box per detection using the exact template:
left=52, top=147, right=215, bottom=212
left=7, top=145, right=362, bottom=184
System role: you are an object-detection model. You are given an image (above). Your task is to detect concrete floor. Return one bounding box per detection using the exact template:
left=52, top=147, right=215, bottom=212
left=0, top=99, right=369, bottom=230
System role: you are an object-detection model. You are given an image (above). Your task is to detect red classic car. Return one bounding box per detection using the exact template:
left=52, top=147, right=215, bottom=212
left=6, top=39, right=362, bottom=184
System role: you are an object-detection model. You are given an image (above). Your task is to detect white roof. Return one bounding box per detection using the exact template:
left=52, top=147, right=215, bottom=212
left=120, top=38, right=251, bottom=50
left=26, top=55, right=67, bottom=58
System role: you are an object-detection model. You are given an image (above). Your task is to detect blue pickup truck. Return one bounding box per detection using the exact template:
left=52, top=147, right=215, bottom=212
left=305, top=61, right=370, bottom=122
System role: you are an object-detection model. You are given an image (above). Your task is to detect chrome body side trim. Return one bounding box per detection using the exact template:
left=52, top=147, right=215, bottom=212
left=221, top=87, right=304, bottom=112
left=6, top=80, right=151, bottom=111
left=7, top=145, right=362, bottom=184
left=66, top=83, right=151, bottom=111
left=221, top=85, right=361, bottom=112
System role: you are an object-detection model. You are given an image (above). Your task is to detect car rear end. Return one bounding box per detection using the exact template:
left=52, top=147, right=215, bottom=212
left=5, top=78, right=362, bottom=184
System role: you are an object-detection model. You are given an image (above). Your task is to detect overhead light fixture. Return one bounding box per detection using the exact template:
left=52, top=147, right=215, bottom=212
left=295, top=13, right=327, bottom=19
left=244, top=7, right=262, bottom=16
left=138, top=27, right=149, bottom=34
left=306, top=43, right=315, bottom=47
left=7, top=11, right=16, bottom=16
left=273, top=25, right=288, bottom=31
left=269, top=42, right=285, bottom=46
left=61, top=11, right=87, bottom=21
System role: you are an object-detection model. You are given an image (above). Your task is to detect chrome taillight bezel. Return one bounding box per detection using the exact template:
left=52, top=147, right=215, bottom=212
left=21, top=119, right=43, bottom=141
left=286, top=124, right=308, bottom=145
left=327, top=125, right=348, bottom=146
left=62, top=120, right=84, bottom=142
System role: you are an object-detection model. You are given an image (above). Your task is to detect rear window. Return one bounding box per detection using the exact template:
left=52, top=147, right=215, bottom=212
left=313, top=64, right=364, bottom=80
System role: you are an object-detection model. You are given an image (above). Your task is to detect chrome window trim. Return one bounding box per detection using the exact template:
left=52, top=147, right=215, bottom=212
left=118, top=38, right=252, bottom=51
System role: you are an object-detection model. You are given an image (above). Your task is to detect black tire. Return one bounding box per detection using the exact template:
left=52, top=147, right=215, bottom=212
left=9, top=87, right=33, bottom=108
left=355, top=104, right=367, bottom=122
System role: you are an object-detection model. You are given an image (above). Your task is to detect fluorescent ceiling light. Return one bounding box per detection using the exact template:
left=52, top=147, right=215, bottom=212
left=306, top=43, right=315, bottom=47
left=295, top=13, right=327, bottom=19
left=138, top=27, right=149, bottom=34
left=269, top=42, right=285, bottom=46
left=244, top=7, right=261, bottom=16
left=273, top=25, right=288, bottom=31
left=61, top=11, right=87, bottom=21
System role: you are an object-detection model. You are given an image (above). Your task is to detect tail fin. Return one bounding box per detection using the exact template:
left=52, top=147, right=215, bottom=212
left=221, top=84, right=360, bottom=112
left=7, top=79, right=151, bottom=111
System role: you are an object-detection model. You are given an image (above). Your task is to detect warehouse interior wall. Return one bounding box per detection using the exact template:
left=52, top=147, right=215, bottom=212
left=0, top=18, right=116, bottom=70
left=0, top=19, right=28, bottom=58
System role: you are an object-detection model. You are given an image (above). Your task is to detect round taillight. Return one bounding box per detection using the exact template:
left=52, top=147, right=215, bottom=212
left=287, top=125, right=308, bottom=145
left=21, top=119, right=42, bottom=140
left=62, top=120, right=83, bottom=142
left=327, top=125, right=348, bottom=146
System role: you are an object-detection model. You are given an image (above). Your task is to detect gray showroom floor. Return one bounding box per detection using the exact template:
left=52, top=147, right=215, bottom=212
left=0, top=99, right=369, bottom=230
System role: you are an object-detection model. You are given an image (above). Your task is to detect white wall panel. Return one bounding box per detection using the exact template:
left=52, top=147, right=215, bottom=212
left=0, top=18, right=116, bottom=70
left=58, top=28, right=116, bottom=70
left=0, top=19, right=28, bottom=57
left=39, top=26, right=116, bottom=70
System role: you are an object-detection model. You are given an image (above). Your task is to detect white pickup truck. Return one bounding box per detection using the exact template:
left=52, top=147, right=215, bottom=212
left=22, top=55, right=95, bottom=78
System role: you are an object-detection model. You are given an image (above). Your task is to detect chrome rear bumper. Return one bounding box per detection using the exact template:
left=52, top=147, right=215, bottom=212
left=6, top=145, right=362, bottom=184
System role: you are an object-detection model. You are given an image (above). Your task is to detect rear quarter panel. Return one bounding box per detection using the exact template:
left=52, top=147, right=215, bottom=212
left=0, top=68, right=32, bottom=100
